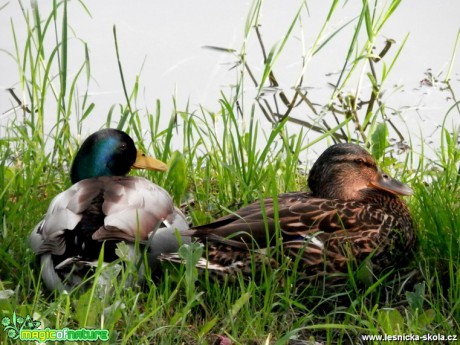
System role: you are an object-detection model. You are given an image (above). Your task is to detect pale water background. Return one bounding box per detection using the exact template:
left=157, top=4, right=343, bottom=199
left=1, top=1, right=459, bottom=162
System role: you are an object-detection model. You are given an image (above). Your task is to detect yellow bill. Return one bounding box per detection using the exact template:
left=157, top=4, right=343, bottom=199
left=132, top=150, right=168, bottom=172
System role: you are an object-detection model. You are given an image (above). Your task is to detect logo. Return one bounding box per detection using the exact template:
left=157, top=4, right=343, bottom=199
left=2, top=312, right=109, bottom=342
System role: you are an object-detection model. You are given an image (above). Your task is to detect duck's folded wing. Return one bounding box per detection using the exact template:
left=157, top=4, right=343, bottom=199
left=97, top=176, right=185, bottom=241
left=187, top=192, right=318, bottom=246
left=282, top=198, right=396, bottom=270
left=31, top=180, right=96, bottom=255
left=31, top=176, right=180, bottom=255
left=286, top=198, right=388, bottom=237
left=188, top=197, right=282, bottom=246
left=190, top=194, right=391, bottom=252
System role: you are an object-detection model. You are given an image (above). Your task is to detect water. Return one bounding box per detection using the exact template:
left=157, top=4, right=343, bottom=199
left=0, top=0, right=459, bottom=163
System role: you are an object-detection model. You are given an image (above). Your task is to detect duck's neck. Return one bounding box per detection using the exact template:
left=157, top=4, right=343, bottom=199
left=358, top=188, right=402, bottom=205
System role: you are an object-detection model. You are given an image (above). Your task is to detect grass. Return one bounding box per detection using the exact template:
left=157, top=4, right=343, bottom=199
left=1, top=0, right=459, bottom=344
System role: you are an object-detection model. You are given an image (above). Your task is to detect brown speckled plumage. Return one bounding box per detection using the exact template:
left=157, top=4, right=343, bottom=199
left=163, top=143, right=415, bottom=283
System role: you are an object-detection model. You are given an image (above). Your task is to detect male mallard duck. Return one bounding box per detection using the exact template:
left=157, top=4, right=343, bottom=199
left=30, top=128, right=190, bottom=291
left=163, top=143, right=414, bottom=283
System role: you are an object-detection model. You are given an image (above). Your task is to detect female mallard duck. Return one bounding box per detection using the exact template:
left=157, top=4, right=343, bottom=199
left=163, top=143, right=415, bottom=283
left=30, top=128, right=190, bottom=291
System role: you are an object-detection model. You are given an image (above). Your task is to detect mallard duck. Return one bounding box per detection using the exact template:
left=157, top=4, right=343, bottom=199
left=30, top=128, right=190, bottom=291
left=163, top=143, right=415, bottom=283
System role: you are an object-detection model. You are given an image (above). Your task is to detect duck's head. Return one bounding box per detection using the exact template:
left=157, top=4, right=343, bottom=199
left=70, top=128, right=167, bottom=183
left=307, top=143, right=413, bottom=200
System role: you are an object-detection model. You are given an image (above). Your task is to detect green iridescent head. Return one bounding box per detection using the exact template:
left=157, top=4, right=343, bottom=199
left=70, top=129, right=167, bottom=183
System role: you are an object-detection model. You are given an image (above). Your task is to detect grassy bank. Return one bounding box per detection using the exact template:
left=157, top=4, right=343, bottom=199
left=1, top=0, right=459, bottom=344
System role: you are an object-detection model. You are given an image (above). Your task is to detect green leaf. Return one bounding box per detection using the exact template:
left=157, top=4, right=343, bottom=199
left=377, top=308, right=404, bottom=334
left=406, top=282, right=425, bottom=314
left=198, top=316, right=219, bottom=338
left=355, top=257, right=374, bottom=286
left=417, top=309, right=436, bottom=328
left=178, top=242, right=203, bottom=270
left=370, top=123, right=389, bottom=160
left=230, top=292, right=251, bottom=319
left=75, top=289, right=103, bottom=327
left=166, top=151, right=188, bottom=204
left=178, top=242, right=204, bottom=302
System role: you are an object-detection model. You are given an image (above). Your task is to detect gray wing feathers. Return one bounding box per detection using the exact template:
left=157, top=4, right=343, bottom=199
left=148, top=206, right=191, bottom=269
left=32, top=176, right=180, bottom=254
left=30, top=176, right=190, bottom=291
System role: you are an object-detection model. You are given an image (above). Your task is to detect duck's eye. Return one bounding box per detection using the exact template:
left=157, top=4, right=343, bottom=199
left=120, top=143, right=127, bottom=151
left=354, top=158, right=376, bottom=169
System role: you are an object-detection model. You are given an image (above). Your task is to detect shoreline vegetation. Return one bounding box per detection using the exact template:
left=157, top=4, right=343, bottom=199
left=1, top=1, right=459, bottom=343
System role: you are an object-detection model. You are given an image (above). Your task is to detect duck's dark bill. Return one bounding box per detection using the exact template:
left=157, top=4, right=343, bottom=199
left=369, top=170, right=413, bottom=196
left=132, top=151, right=168, bottom=171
